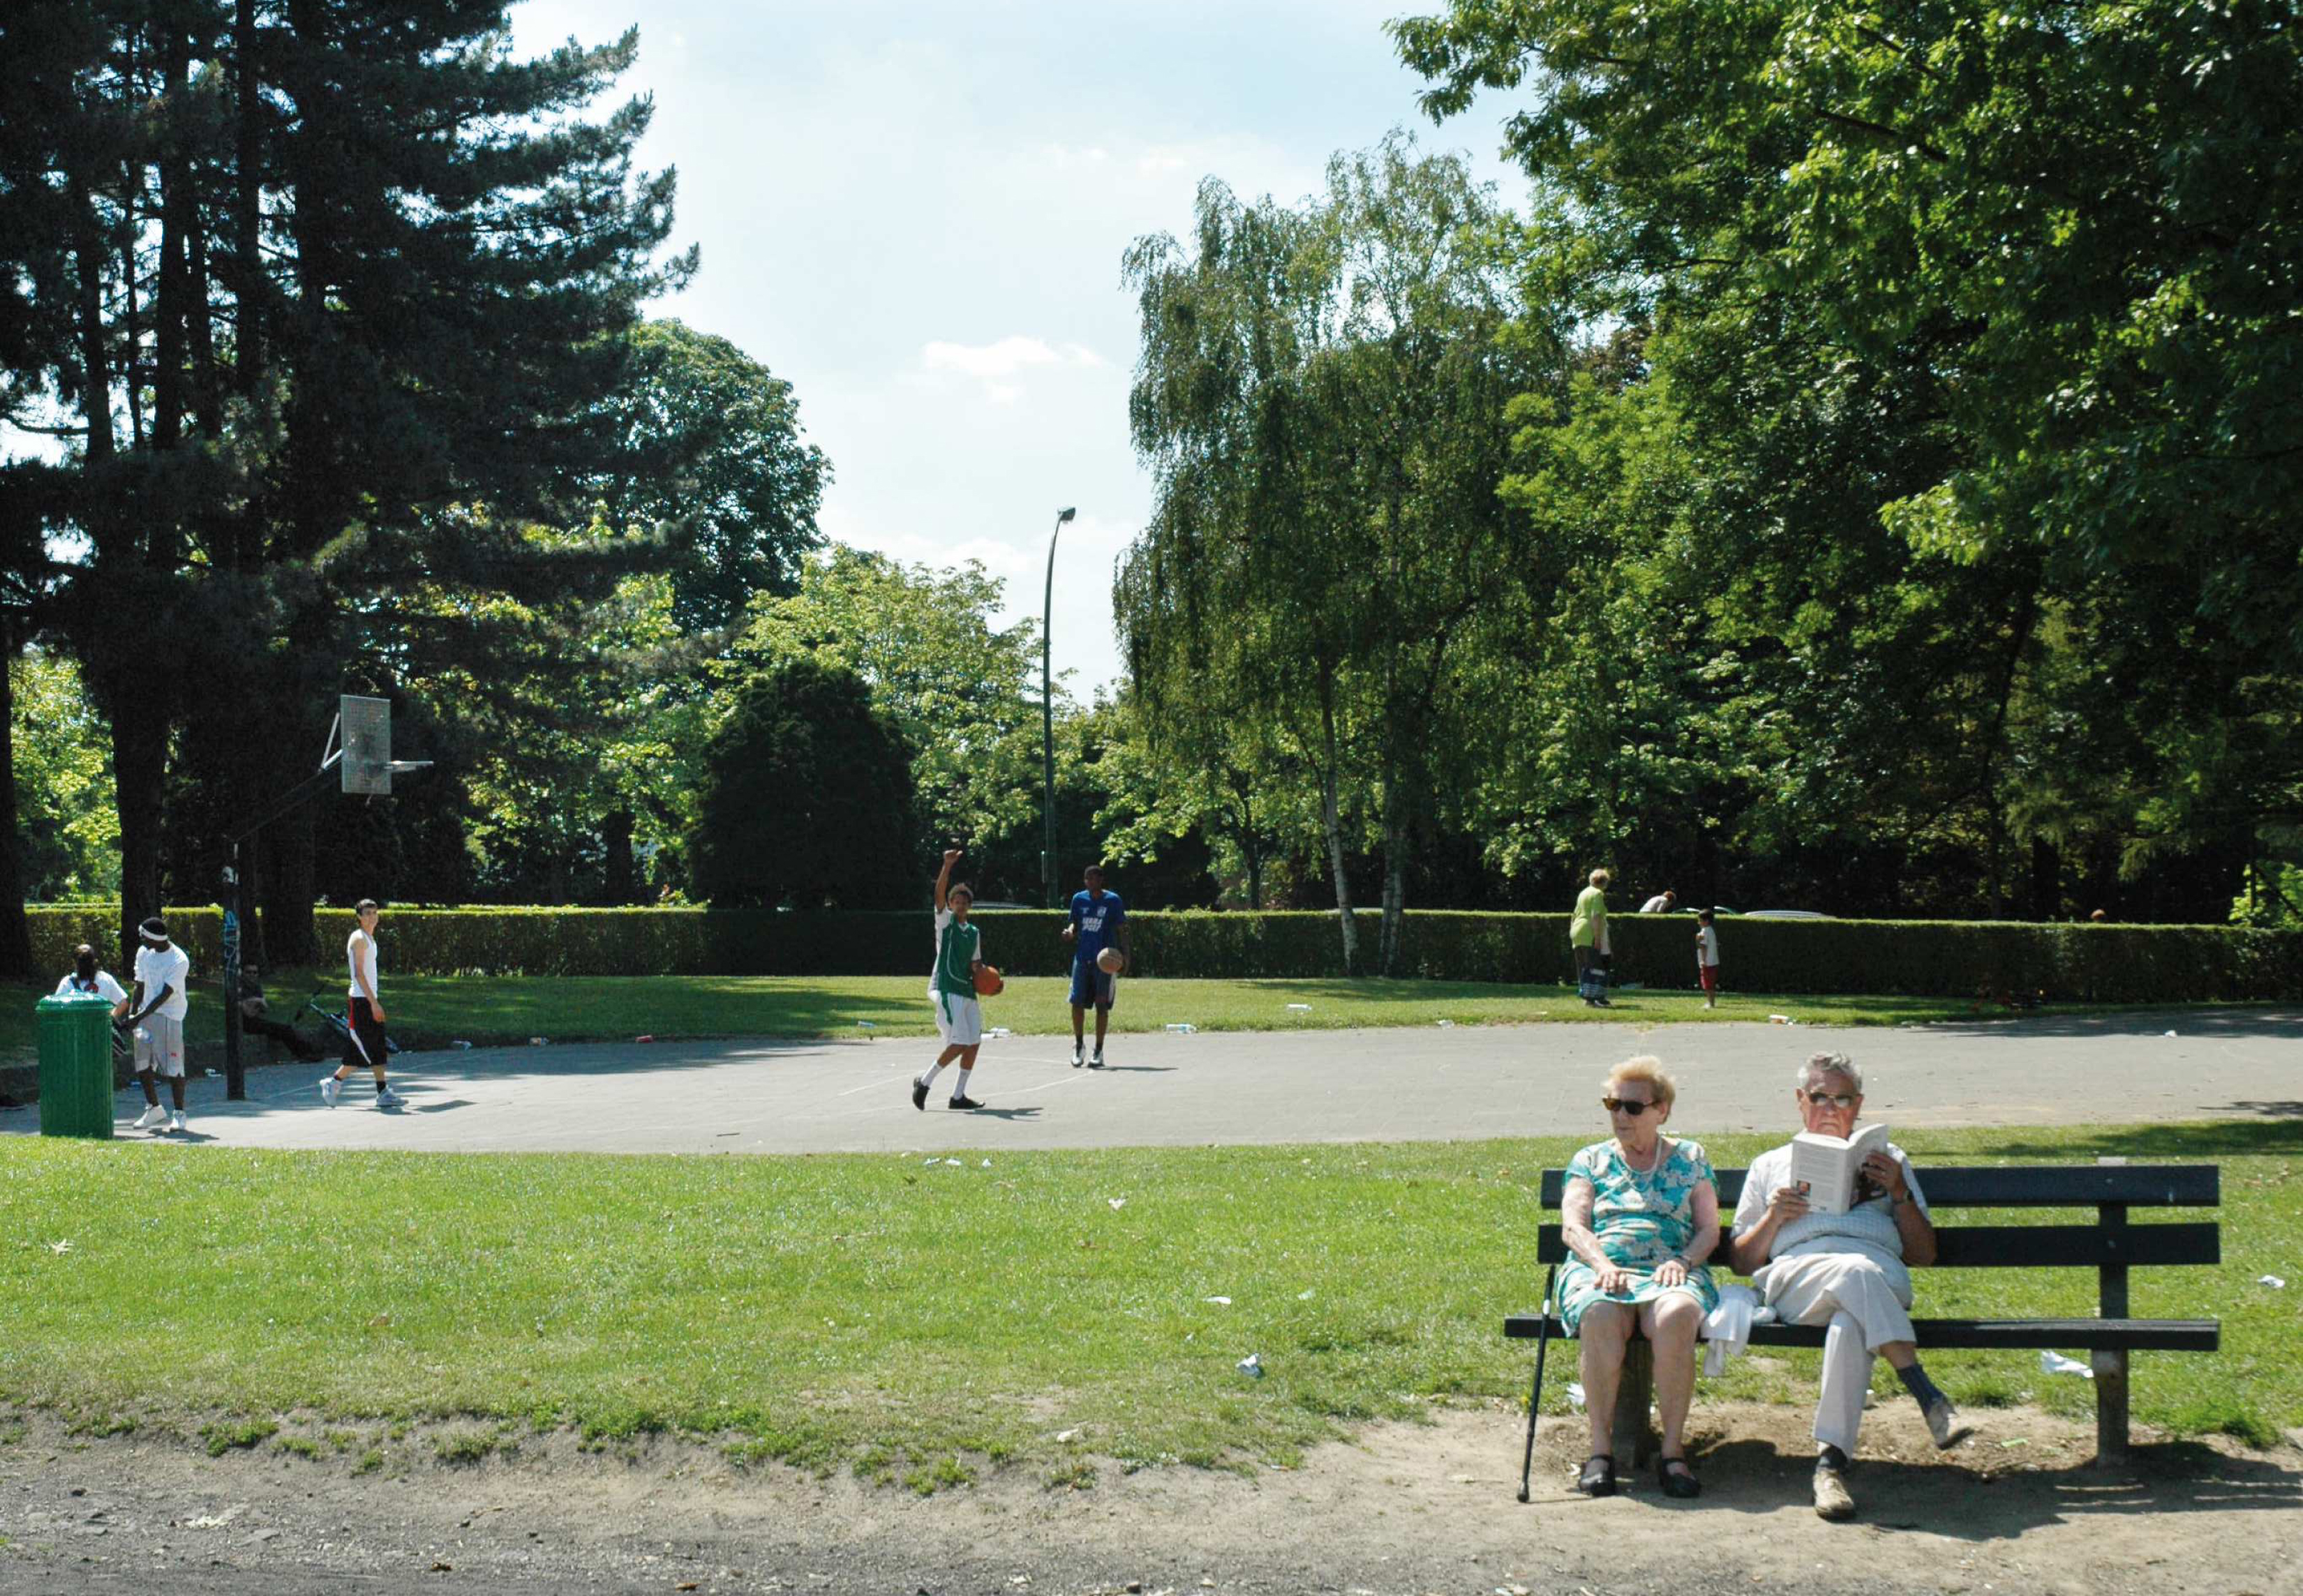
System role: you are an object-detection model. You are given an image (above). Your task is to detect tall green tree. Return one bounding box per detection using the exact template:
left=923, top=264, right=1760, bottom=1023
left=1394, top=0, right=2303, bottom=911
left=7, top=1, right=692, bottom=959
left=1121, top=135, right=1541, bottom=969
left=688, top=657, right=913, bottom=909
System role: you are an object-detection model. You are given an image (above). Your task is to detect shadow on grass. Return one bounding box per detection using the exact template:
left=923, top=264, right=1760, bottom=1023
left=1916, top=1008, right=2303, bottom=1041
left=1947, top=1119, right=2303, bottom=1159
left=1680, top=1438, right=2302, bottom=1532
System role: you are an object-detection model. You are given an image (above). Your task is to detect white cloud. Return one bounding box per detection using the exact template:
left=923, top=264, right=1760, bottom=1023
left=916, top=336, right=1106, bottom=405
left=921, top=336, right=1104, bottom=380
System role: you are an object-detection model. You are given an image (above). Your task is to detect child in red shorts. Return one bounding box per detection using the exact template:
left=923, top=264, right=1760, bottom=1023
left=1696, top=909, right=1721, bottom=1009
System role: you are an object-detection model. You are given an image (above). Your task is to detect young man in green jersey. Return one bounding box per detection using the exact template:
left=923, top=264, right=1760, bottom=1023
left=914, top=847, right=989, bottom=1110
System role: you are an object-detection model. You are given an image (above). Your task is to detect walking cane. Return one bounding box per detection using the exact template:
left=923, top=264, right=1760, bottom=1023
left=1517, top=1264, right=1558, bottom=1502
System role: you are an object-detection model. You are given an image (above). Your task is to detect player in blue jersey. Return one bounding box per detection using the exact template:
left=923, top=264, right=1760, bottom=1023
left=1061, top=863, right=1131, bottom=1068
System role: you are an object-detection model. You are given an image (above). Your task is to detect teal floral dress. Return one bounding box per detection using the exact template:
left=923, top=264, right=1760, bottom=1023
left=1556, top=1138, right=1721, bottom=1334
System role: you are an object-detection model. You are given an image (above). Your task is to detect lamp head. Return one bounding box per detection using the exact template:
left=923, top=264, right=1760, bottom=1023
left=1057, top=507, right=1076, bottom=523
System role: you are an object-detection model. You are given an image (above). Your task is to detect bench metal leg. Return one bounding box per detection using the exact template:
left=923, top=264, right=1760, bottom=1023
left=1612, top=1339, right=1655, bottom=1468
left=2092, top=1348, right=2130, bottom=1466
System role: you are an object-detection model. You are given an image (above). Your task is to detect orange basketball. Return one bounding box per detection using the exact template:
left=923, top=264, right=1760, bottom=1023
left=973, top=964, right=1004, bottom=997
left=1096, top=946, right=1124, bottom=974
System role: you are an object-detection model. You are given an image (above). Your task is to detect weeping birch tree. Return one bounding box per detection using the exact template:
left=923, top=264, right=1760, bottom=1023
left=1119, top=133, right=1545, bottom=971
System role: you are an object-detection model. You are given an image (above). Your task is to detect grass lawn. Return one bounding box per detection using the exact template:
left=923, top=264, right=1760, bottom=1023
left=0, top=1121, right=2293, bottom=1486
left=3, top=972, right=2221, bottom=1068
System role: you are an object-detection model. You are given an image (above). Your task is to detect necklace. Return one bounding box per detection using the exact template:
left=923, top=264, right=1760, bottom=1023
left=1618, top=1137, right=1665, bottom=1176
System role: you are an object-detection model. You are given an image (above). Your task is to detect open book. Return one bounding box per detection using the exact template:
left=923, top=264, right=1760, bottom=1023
left=1789, top=1120, right=1892, bottom=1216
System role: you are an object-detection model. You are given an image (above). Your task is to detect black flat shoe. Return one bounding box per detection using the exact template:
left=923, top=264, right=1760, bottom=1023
left=948, top=1094, right=983, bottom=1110
left=1658, top=1455, right=1701, bottom=1499
left=1576, top=1454, right=1618, bottom=1497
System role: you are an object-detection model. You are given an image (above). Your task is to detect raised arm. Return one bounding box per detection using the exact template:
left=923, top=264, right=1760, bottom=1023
left=934, top=847, right=960, bottom=913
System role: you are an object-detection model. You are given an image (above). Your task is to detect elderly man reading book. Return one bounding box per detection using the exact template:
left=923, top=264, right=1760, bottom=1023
left=1728, top=1051, right=1972, bottom=1521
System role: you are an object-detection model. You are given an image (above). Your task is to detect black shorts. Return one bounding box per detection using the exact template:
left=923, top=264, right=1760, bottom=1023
left=343, top=996, right=388, bottom=1070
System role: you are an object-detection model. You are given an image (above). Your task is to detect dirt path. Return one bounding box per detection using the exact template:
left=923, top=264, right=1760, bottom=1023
left=3, top=1403, right=2297, bottom=1596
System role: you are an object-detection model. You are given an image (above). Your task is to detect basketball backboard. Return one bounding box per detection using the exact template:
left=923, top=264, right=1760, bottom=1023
left=341, top=694, right=392, bottom=794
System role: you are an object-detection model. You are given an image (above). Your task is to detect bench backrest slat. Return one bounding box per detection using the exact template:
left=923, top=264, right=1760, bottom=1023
left=1533, top=1221, right=2219, bottom=1270
left=1537, top=1163, right=2219, bottom=1209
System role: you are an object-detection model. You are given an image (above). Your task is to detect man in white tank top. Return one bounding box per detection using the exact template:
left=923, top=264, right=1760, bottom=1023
left=319, top=900, right=403, bottom=1109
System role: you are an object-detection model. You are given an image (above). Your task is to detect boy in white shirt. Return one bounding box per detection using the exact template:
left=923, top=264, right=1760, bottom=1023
left=126, top=918, right=192, bottom=1134
left=320, top=899, right=404, bottom=1109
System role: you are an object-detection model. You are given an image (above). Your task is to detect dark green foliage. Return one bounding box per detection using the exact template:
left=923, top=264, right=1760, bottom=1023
left=687, top=660, right=914, bottom=909
left=588, top=320, right=830, bottom=632
left=28, top=905, right=2301, bottom=1001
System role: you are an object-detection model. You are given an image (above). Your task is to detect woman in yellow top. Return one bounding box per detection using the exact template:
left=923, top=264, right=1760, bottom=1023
left=1571, top=867, right=1612, bottom=1007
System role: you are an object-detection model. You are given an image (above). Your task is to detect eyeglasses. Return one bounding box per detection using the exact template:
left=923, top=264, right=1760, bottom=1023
left=1803, top=1091, right=1858, bottom=1108
left=1601, top=1097, right=1658, bottom=1116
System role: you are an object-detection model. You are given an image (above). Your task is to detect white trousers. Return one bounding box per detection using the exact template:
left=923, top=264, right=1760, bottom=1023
left=1759, top=1251, right=1916, bottom=1454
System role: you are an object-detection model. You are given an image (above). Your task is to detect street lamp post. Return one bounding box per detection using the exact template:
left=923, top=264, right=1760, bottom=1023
left=1042, top=506, right=1076, bottom=909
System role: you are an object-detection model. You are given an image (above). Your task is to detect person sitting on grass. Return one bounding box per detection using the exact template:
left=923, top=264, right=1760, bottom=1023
left=238, top=968, right=327, bottom=1062
left=1729, top=1051, right=1972, bottom=1521
left=1556, top=1055, right=1718, bottom=1500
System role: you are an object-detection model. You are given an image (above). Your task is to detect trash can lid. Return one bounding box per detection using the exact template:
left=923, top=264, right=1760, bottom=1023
left=36, top=992, right=115, bottom=1010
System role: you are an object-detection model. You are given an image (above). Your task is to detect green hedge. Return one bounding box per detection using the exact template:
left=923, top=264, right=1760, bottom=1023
left=24, top=905, right=2303, bottom=1002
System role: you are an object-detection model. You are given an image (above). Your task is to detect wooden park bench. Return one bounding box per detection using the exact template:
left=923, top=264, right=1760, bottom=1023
left=1505, top=1161, right=2221, bottom=1498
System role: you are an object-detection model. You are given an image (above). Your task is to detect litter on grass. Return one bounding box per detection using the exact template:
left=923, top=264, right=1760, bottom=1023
left=1437, top=1019, right=1455, bottom=1027
left=855, top=1020, right=875, bottom=1029
left=1565, top=1382, right=1586, bottom=1410
left=1108, top=1198, right=1127, bottom=1210
left=449, top=1040, right=472, bottom=1050
left=2039, top=1350, right=2093, bottom=1379
left=2259, top=1274, right=2287, bottom=1290
left=986, top=1026, right=1013, bottom=1038
left=1163, top=1022, right=1198, bottom=1033
left=1204, top=1296, right=1232, bottom=1306
left=1768, top=1014, right=1791, bottom=1024
left=1297, top=1288, right=1315, bottom=1301
left=1236, top=1354, right=1264, bottom=1379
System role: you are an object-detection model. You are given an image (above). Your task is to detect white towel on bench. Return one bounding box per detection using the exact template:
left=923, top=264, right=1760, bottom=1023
left=1702, top=1283, right=1775, bottom=1377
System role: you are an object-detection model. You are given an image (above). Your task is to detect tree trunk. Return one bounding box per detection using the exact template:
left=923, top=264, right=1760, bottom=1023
left=259, top=806, right=319, bottom=968
left=113, top=715, right=167, bottom=968
left=2029, top=836, right=2062, bottom=923
left=0, top=636, right=38, bottom=978
left=1379, top=792, right=1406, bottom=978
left=1317, top=665, right=1357, bottom=974
left=603, top=808, right=637, bottom=903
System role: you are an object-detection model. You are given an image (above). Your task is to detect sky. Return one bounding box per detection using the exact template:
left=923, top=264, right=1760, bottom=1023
left=505, top=0, right=1533, bottom=700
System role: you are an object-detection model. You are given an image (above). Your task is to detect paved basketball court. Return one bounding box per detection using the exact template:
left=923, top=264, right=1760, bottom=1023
left=7, top=1009, right=2297, bottom=1154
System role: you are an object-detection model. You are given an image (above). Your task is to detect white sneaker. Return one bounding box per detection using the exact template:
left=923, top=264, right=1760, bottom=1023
left=131, top=1105, right=166, bottom=1131
left=1089, top=1050, right=1105, bottom=1069
left=167, top=1110, right=186, bottom=1135
left=319, top=1075, right=341, bottom=1107
left=375, top=1086, right=406, bottom=1109
left=1070, top=1043, right=1085, bottom=1068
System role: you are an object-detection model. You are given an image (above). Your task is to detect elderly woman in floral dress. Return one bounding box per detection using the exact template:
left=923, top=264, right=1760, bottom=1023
left=1556, top=1054, right=1720, bottom=1498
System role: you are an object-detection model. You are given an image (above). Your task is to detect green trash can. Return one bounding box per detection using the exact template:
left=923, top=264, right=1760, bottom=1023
left=36, top=993, right=117, bottom=1140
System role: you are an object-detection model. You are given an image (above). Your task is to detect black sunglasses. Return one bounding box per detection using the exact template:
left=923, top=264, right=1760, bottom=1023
left=1601, top=1096, right=1658, bottom=1115
left=1803, top=1091, right=1858, bottom=1108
